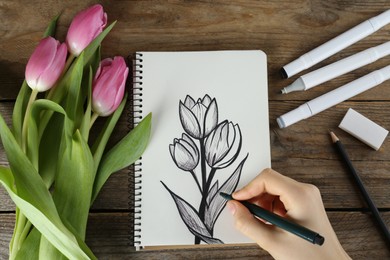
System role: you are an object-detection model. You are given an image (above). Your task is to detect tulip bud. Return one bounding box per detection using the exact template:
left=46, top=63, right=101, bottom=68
left=66, top=4, right=107, bottom=56
left=25, top=37, right=67, bottom=92
left=205, top=121, right=242, bottom=169
left=170, top=133, right=199, bottom=171
left=179, top=95, right=218, bottom=139
left=92, top=56, right=128, bottom=116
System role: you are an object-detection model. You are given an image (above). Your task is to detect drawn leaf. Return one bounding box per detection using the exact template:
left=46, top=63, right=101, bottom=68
left=207, top=180, right=219, bottom=205
left=161, top=181, right=224, bottom=244
left=205, top=155, right=248, bottom=231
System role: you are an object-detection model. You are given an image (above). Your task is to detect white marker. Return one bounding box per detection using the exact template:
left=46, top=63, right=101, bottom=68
left=281, top=9, right=390, bottom=79
left=281, top=41, right=390, bottom=94
left=277, top=64, right=390, bottom=128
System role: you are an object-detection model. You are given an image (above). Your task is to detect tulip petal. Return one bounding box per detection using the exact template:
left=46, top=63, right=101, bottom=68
left=92, top=57, right=128, bottom=116
left=191, top=103, right=207, bottom=132
left=181, top=134, right=199, bottom=159
left=205, top=121, right=228, bottom=167
left=174, top=142, right=196, bottom=171
left=179, top=139, right=198, bottom=164
left=169, top=144, right=175, bottom=158
left=214, top=124, right=242, bottom=169
left=25, top=37, right=58, bottom=90
left=184, top=95, right=196, bottom=109
left=202, top=94, right=212, bottom=106
left=179, top=101, right=202, bottom=139
left=212, top=122, right=230, bottom=163
left=203, top=99, right=218, bottom=136
left=36, top=43, right=68, bottom=92
left=66, top=4, right=107, bottom=56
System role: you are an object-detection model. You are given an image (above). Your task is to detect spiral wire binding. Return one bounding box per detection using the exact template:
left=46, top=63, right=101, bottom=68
left=132, top=52, right=144, bottom=249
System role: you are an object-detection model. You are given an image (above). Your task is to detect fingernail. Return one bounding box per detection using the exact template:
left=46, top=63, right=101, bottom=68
left=226, top=202, right=236, bottom=215
left=232, top=190, right=240, bottom=197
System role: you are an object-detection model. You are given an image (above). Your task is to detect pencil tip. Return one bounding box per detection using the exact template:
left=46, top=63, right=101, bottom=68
left=219, top=192, right=233, bottom=200
left=329, top=131, right=339, bottom=143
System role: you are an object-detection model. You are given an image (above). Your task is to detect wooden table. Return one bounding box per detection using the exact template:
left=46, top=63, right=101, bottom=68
left=1, top=1, right=390, bottom=259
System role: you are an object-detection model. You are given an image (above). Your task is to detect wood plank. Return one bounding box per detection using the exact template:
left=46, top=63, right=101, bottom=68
left=1, top=2, right=390, bottom=101
left=1, top=212, right=389, bottom=259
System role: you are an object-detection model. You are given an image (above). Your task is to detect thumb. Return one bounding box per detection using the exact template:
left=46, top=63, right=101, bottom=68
left=227, top=200, right=276, bottom=247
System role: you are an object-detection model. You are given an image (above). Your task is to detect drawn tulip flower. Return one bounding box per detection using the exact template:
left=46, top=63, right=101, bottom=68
left=25, top=36, right=67, bottom=92
left=205, top=121, right=242, bottom=169
left=166, top=94, right=247, bottom=245
left=66, top=4, right=107, bottom=56
left=179, top=95, right=218, bottom=139
left=169, top=133, right=199, bottom=171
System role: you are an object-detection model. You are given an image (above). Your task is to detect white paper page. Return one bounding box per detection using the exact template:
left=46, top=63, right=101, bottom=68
left=135, top=50, right=270, bottom=247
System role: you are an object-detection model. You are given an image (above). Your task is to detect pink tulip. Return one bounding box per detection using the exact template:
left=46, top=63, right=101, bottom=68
left=25, top=37, right=67, bottom=92
left=66, top=4, right=107, bottom=56
left=92, top=56, right=128, bottom=116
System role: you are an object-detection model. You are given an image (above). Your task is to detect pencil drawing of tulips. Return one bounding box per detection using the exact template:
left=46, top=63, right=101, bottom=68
left=163, top=94, right=247, bottom=245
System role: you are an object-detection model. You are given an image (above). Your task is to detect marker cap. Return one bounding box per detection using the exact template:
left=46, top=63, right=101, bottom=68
left=281, top=56, right=309, bottom=79
left=277, top=104, right=312, bottom=128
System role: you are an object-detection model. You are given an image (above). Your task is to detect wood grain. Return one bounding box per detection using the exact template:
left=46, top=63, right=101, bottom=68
left=1, top=212, right=390, bottom=259
left=1, top=0, right=390, bottom=258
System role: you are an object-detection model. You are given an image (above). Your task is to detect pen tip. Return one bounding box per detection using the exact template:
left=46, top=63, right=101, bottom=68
left=314, top=234, right=325, bottom=246
left=219, top=192, right=233, bottom=200
left=329, top=131, right=339, bottom=143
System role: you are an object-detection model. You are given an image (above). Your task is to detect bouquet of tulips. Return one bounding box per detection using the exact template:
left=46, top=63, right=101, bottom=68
left=0, top=5, right=151, bottom=259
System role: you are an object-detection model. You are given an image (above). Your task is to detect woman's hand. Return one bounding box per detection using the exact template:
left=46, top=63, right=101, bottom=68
left=227, top=168, right=351, bottom=260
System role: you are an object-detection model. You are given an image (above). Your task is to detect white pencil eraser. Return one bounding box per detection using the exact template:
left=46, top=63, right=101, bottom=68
left=339, top=108, right=388, bottom=150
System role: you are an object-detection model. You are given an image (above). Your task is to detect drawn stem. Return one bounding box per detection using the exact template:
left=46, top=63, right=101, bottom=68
left=196, top=137, right=208, bottom=244
left=205, top=168, right=217, bottom=195
left=190, top=170, right=202, bottom=195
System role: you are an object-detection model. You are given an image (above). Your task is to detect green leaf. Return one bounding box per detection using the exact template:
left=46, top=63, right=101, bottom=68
left=43, top=14, right=60, bottom=37
left=91, top=93, right=127, bottom=172
left=12, top=81, right=31, bottom=146
left=80, top=67, right=93, bottom=141
left=64, top=52, right=85, bottom=130
left=0, top=115, right=94, bottom=259
left=82, top=21, right=116, bottom=66
left=54, top=129, right=94, bottom=240
left=40, top=129, right=94, bottom=259
left=91, top=112, right=152, bottom=203
left=30, top=99, right=72, bottom=187
left=0, top=166, right=94, bottom=260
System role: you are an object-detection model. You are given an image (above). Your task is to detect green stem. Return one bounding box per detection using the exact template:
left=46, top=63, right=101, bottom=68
left=21, top=89, right=38, bottom=153
left=9, top=207, right=19, bottom=252
left=9, top=213, right=27, bottom=260
left=18, top=220, right=32, bottom=249
left=90, top=112, right=99, bottom=129
left=10, top=88, right=38, bottom=258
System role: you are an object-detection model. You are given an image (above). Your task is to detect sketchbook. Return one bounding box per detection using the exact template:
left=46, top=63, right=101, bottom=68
left=133, top=50, right=271, bottom=249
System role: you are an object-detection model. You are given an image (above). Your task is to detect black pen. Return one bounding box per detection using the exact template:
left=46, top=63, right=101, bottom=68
left=330, top=131, right=390, bottom=247
left=220, top=192, right=325, bottom=246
